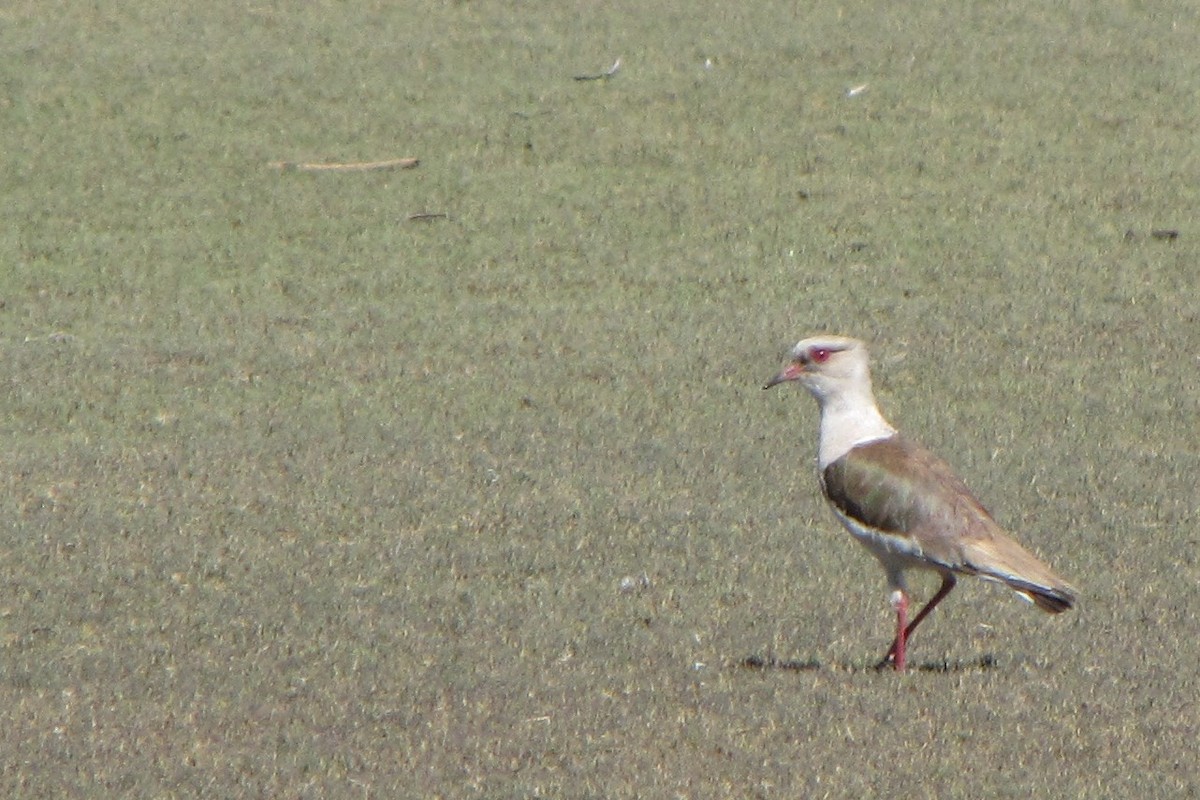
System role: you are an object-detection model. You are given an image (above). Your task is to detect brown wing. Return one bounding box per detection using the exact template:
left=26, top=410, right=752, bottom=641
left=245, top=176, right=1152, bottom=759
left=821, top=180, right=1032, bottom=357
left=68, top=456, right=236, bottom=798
left=822, top=436, right=1076, bottom=613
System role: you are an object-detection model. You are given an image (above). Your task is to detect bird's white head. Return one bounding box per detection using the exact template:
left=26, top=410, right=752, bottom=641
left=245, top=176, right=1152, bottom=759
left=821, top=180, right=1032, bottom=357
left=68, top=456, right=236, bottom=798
left=765, top=334, right=895, bottom=466
left=763, top=335, right=872, bottom=405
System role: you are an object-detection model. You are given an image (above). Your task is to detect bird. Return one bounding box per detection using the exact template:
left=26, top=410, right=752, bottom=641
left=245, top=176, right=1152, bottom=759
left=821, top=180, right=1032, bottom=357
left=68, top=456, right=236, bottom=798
left=764, top=334, right=1076, bottom=671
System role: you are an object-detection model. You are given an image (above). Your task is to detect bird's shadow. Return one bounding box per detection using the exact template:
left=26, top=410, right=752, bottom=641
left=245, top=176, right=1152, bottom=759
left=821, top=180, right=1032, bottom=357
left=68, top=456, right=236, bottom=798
left=738, top=654, right=822, bottom=672
left=737, top=653, right=1000, bottom=674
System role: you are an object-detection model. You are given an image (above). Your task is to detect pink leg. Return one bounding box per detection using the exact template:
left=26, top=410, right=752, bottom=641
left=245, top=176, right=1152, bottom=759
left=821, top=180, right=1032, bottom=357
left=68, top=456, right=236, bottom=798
left=876, top=574, right=957, bottom=671
left=891, top=590, right=908, bottom=671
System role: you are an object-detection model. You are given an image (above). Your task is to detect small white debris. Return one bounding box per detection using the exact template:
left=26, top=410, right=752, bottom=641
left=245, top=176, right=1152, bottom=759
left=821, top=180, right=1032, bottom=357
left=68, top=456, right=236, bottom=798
left=618, top=572, right=651, bottom=593
left=846, top=83, right=869, bottom=98
left=574, top=57, right=622, bottom=81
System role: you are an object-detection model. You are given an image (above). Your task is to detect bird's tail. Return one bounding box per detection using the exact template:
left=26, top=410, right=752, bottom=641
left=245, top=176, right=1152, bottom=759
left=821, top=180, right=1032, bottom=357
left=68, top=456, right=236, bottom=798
left=965, top=536, right=1077, bottom=613
left=997, top=575, right=1076, bottom=613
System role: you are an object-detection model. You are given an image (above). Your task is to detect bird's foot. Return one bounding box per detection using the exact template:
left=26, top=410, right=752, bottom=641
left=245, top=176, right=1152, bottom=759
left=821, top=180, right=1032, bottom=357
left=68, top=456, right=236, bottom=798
left=874, top=644, right=901, bottom=671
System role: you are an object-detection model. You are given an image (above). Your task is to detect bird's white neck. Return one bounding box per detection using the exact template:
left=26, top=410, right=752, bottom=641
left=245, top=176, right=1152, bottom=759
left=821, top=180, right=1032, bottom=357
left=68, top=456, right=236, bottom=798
left=816, top=387, right=896, bottom=468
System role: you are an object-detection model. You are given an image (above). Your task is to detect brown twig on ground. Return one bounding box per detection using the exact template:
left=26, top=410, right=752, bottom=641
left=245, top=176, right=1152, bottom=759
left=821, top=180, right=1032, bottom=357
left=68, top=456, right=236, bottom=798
left=268, top=158, right=419, bottom=172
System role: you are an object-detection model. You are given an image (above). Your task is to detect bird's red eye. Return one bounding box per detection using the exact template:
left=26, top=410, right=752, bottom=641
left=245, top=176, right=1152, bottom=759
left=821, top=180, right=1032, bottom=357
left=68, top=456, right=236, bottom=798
left=811, top=348, right=831, bottom=363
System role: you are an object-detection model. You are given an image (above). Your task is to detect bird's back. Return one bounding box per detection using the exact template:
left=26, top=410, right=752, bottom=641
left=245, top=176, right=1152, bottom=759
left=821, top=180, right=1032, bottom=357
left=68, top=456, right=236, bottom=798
left=821, top=435, right=1076, bottom=612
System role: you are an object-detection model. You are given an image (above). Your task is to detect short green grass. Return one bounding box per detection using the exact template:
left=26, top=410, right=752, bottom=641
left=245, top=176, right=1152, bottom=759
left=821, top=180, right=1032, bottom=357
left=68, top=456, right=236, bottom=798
left=2, top=1, right=1198, bottom=796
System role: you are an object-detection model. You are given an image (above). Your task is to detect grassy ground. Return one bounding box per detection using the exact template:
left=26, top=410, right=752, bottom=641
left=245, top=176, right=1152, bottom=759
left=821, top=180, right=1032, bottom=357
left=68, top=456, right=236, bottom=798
left=2, top=1, right=1198, bottom=796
